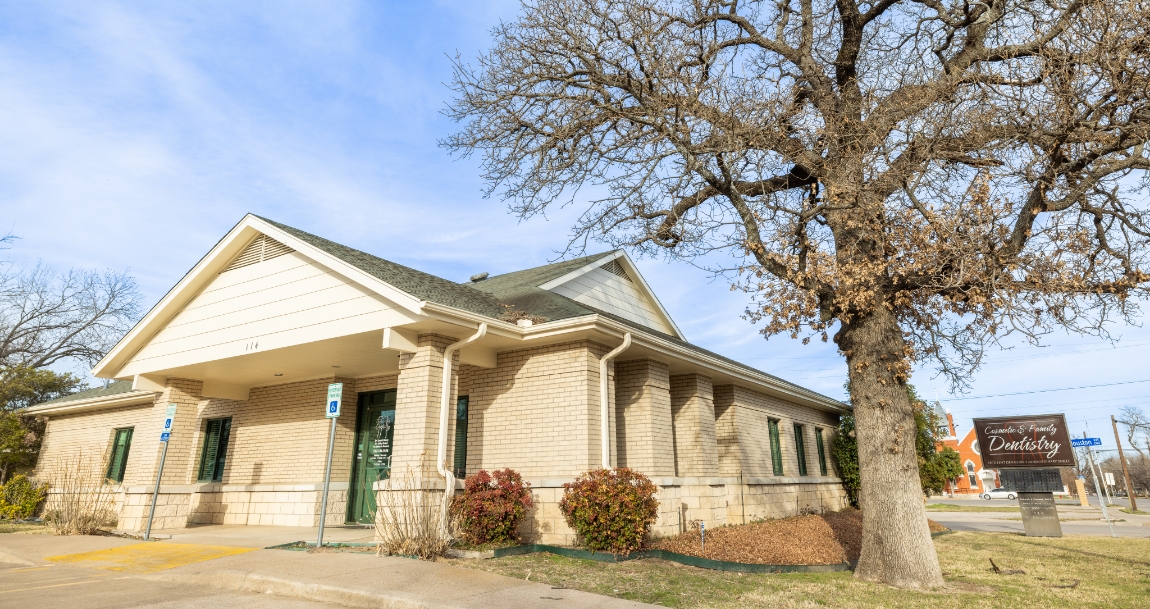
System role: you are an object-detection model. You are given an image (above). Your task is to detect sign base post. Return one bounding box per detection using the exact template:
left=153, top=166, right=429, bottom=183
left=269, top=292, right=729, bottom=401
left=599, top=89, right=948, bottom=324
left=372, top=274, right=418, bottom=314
left=317, top=382, right=343, bottom=548
left=1018, top=492, right=1062, bottom=537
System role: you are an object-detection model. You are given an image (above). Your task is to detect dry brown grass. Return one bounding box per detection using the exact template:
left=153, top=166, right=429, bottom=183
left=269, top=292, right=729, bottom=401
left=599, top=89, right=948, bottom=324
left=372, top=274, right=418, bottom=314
left=448, top=532, right=1150, bottom=608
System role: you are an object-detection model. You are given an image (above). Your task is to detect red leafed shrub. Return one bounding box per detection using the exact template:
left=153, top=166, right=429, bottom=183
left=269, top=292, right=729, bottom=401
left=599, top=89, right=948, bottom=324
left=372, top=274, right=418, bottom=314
left=450, top=469, right=534, bottom=545
left=559, top=468, right=659, bottom=554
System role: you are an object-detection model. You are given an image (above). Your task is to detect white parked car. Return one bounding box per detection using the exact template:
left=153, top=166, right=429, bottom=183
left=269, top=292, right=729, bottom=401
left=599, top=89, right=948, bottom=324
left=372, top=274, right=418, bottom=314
left=980, top=487, right=1017, bottom=500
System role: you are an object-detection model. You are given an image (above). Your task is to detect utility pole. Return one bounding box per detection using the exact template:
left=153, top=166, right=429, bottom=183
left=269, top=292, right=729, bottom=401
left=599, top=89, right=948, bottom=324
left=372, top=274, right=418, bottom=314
left=1112, top=415, right=1138, bottom=512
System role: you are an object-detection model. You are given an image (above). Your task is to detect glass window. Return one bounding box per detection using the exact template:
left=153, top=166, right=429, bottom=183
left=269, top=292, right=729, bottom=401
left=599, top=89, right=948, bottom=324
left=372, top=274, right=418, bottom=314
left=768, top=419, right=783, bottom=475
left=197, top=418, right=232, bottom=483
left=794, top=423, right=808, bottom=476
left=453, top=395, right=469, bottom=478
left=105, top=428, right=133, bottom=483
left=815, top=428, right=828, bottom=476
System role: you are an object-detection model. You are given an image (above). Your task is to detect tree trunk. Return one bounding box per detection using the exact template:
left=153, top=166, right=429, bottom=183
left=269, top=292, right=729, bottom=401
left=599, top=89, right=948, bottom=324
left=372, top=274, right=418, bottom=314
left=840, top=306, right=944, bottom=588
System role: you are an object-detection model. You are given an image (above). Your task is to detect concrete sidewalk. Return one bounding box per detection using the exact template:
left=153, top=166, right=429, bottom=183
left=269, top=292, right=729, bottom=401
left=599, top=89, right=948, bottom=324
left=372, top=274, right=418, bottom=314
left=0, top=533, right=656, bottom=609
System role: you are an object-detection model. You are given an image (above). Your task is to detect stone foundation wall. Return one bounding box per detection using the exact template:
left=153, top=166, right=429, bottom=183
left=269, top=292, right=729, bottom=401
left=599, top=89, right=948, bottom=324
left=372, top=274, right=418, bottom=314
left=519, top=477, right=848, bottom=546
left=114, top=483, right=349, bottom=531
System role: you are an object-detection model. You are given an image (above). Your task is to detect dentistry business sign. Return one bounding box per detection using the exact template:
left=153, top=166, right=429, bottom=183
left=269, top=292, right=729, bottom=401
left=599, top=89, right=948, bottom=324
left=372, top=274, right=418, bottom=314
left=972, top=414, right=1076, bottom=468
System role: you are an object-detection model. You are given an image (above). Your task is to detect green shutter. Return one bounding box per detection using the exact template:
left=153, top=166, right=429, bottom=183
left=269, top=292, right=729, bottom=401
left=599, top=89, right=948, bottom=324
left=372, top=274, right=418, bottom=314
left=794, top=424, right=808, bottom=476
left=106, top=428, right=133, bottom=483
left=453, top=396, right=469, bottom=478
left=198, top=418, right=232, bottom=482
left=769, top=419, right=783, bottom=476
left=815, top=428, right=827, bottom=476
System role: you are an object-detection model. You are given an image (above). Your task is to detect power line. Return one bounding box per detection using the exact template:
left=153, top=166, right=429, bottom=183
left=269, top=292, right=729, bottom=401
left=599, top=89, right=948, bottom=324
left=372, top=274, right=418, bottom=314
left=946, top=379, right=1150, bottom=401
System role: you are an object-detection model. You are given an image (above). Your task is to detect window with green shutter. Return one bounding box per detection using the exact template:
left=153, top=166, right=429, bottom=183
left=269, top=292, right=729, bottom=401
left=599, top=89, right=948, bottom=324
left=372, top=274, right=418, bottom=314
left=197, top=418, right=232, bottom=483
left=794, top=423, right=808, bottom=476
left=815, top=428, right=828, bottom=476
left=453, top=395, right=469, bottom=478
left=768, top=419, right=783, bottom=475
left=106, top=427, right=133, bottom=483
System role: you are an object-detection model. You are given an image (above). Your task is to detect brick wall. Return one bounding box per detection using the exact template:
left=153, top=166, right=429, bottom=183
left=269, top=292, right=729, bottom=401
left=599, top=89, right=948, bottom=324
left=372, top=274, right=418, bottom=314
left=614, top=358, right=674, bottom=477
left=669, top=374, right=719, bottom=477
left=713, top=384, right=839, bottom=478
left=456, top=340, right=608, bottom=479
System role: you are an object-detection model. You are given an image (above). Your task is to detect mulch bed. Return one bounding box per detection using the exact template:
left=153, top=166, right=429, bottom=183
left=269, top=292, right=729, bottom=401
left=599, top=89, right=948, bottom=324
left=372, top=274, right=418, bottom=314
left=650, top=509, right=947, bottom=565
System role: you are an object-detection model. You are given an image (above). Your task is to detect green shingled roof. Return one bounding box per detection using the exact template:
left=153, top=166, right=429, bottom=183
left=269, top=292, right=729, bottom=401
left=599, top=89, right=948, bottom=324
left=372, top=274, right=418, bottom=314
left=38, top=380, right=139, bottom=406
left=258, top=216, right=509, bottom=318
left=464, top=252, right=617, bottom=322
left=258, top=217, right=839, bottom=407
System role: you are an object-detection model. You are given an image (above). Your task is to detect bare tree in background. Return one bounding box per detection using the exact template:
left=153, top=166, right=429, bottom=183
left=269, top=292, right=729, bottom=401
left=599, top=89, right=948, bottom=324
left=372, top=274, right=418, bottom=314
left=0, top=263, right=141, bottom=369
left=1119, top=405, right=1149, bottom=460
left=445, top=0, right=1150, bottom=587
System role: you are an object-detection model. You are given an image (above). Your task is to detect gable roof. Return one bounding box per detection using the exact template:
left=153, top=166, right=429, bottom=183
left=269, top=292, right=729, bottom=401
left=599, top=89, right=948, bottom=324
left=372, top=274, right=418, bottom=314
left=258, top=216, right=508, bottom=319
left=87, top=214, right=842, bottom=411
left=38, top=380, right=137, bottom=405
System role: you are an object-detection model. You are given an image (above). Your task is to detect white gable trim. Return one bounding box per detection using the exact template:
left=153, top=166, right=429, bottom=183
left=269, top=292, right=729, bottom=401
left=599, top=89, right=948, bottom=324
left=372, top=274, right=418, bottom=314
left=92, top=214, right=428, bottom=379
left=538, top=251, right=684, bottom=339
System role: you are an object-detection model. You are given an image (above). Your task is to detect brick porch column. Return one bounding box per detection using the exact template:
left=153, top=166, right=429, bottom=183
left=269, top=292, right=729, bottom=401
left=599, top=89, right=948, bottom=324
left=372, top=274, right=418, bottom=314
left=391, top=333, right=458, bottom=480
left=670, top=373, right=719, bottom=477
left=615, top=359, right=675, bottom=477
left=119, top=378, right=203, bottom=531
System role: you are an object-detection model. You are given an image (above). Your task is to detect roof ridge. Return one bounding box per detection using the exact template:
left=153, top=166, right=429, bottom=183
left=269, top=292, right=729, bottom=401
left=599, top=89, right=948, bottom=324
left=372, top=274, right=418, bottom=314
left=255, top=216, right=509, bottom=317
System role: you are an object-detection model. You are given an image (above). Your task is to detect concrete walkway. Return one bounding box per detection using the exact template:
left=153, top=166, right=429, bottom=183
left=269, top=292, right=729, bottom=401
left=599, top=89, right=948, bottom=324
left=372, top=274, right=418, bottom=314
left=0, top=532, right=656, bottom=609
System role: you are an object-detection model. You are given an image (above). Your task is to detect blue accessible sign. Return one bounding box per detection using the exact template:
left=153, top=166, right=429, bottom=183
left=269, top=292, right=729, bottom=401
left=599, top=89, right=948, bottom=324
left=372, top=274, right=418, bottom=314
left=326, top=383, right=343, bottom=418
left=1071, top=437, right=1102, bottom=447
left=160, top=404, right=177, bottom=442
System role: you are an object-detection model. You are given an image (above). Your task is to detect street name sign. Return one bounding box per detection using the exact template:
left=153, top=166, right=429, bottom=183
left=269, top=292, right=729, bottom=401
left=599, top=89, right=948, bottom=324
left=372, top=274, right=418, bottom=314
left=1071, top=437, right=1102, bottom=447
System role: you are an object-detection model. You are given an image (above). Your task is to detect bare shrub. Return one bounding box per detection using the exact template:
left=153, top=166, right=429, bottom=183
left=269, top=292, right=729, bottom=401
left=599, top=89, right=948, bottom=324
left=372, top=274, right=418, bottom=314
left=373, top=455, right=451, bottom=559
left=42, top=451, right=117, bottom=535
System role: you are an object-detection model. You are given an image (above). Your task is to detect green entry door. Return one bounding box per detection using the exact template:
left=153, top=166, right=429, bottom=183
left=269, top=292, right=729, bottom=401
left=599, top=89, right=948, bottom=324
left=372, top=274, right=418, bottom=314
left=348, top=389, right=396, bottom=524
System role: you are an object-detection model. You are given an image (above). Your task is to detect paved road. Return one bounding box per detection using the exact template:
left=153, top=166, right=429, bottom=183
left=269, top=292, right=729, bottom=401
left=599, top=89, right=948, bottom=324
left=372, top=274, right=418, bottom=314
left=927, top=497, right=1150, bottom=538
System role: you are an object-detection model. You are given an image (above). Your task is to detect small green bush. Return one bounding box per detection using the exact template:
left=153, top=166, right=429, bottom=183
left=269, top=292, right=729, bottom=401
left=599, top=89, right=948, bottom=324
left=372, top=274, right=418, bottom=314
left=450, top=469, right=534, bottom=545
left=0, top=475, right=48, bottom=520
left=559, top=468, right=658, bottom=554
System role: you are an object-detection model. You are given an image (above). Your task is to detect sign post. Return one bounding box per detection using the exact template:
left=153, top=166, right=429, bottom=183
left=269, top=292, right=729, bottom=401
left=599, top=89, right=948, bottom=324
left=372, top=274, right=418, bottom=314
left=1083, top=438, right=1117, bottom=537
left=973, top=414, right=1075, bottom=538
left=317, top=383, right=343, bottom=548
left=144, top=404, right=178, bottom=541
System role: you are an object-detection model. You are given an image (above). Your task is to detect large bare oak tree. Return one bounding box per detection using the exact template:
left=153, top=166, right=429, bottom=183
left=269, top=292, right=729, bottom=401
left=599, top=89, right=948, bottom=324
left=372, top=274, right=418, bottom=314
left=445, top=0, right=1150, bottom=587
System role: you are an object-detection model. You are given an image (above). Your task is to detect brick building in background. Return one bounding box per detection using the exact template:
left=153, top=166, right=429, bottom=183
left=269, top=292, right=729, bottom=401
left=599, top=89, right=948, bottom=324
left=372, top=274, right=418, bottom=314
left=935, top=405, right=1000, bottom=496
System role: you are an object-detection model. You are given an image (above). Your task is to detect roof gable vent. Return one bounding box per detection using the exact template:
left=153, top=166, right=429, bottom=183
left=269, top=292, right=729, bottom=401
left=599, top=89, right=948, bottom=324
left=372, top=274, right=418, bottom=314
left=600, top=258, right=632, bottom=282
left=222, top=234, right=294, bottom=273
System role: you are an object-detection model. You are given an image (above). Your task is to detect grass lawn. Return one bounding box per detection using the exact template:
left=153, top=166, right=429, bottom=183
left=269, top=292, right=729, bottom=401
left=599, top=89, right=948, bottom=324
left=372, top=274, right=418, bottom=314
left=446, top=532, right=1150, bottom=608
left=0, top=521, right=50, bottom=534
left=1119, top=508, right=1148, bottom=515
left=926, top=503, right=1020, bottom=513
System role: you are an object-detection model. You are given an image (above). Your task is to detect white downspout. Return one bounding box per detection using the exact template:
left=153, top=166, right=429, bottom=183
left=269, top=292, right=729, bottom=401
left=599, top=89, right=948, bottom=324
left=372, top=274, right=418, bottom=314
left=599, top=333, right=632, bottom=469
left=436, top=323, right=487, bottom=532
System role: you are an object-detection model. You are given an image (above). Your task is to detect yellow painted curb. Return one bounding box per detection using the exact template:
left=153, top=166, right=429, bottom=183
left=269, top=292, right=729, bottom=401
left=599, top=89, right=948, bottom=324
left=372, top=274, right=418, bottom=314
left=45, top=543, right=255, bottom=573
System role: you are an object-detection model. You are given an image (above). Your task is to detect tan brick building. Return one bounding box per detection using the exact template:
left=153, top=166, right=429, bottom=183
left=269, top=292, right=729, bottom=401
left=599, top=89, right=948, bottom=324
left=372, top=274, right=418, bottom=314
left=29, top=214, right=848, bottom=543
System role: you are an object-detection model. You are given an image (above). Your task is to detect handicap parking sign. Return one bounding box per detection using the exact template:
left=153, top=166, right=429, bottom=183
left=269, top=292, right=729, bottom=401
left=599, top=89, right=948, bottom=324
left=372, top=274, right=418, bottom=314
left=326, top=383, right=343, bottom=418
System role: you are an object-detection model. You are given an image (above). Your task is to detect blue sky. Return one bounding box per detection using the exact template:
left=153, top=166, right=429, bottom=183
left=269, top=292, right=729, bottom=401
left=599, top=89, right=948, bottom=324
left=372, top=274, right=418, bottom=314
left=2, top=2, right=1147, bottom=461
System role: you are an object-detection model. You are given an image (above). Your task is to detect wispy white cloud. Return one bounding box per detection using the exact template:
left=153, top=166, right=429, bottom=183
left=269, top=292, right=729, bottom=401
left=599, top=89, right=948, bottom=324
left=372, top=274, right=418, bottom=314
left=1, top=1, right=1145, bottom=454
